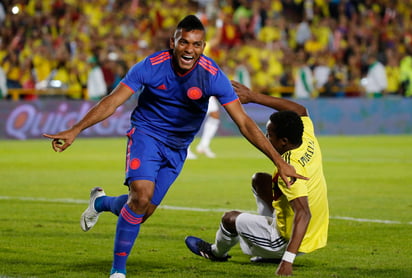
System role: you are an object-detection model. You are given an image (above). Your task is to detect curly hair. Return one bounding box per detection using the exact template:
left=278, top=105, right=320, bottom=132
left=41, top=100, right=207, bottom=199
left=269, top=111, right=304, bottom=146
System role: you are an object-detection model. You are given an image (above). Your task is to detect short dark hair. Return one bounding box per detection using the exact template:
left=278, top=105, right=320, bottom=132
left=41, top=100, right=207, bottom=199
left=176, top=15, right=205, bottom=32
left=269, top=111, right=303, bottom=146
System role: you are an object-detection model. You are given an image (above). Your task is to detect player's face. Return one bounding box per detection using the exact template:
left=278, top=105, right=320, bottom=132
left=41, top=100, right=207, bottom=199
left=170, top=29, right=206, bottom=74
left=266, top=120, right=286, bottom=155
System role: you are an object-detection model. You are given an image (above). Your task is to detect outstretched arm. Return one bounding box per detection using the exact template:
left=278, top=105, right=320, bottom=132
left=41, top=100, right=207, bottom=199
left=224, top=100, right=308, bottom=187
left=276, top=196, right=311, bottom=276
left=43, top=83, right=134, bottom=152
left=231, top=80, right=308, bottom=116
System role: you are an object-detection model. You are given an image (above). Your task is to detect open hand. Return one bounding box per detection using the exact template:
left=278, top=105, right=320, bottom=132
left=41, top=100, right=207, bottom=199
left=231, top=80, right=254, bottom=104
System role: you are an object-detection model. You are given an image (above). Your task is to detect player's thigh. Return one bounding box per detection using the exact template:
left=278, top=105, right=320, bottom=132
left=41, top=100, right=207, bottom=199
left=125, top=128, right=186, bottom=206
left=125, top=128, right=163, bottom=184
left=236, top=213, right=287, bottom=258
left=151, top=146, right=186, bottom=206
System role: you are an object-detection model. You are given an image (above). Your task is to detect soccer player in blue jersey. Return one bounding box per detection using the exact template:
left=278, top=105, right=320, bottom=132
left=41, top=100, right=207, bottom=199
left=43, top=15, right=306, bottom=278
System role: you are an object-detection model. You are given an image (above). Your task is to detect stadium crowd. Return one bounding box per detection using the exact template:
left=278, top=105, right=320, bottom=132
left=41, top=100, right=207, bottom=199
left=1, top=0, right=412, bottom=100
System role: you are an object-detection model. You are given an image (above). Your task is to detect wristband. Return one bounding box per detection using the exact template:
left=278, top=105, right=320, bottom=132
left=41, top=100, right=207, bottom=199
left=282, top=251, right=296, bottom=263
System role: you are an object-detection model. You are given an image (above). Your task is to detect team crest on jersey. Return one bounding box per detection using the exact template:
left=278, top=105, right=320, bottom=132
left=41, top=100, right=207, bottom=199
left=187, top=87, right=202, bottom=100
left=130, top=158, right=141, bottom=170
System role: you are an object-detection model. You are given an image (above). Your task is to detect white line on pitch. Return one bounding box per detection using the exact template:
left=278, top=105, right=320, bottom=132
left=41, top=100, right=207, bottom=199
left=0, top=195, right=409, bottom=225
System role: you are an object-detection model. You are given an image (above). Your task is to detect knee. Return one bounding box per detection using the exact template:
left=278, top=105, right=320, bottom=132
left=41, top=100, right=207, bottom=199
left=141, top=204, right=157, bottom=223
left=127, top=192, right=151, bottom=213
left=251, top=172, right=272, bottom=191
left=252, top=172, right=273, bottom=184
left=221, top=211, right=241, bottom=234
left=251, top=172, right=274, bottom=204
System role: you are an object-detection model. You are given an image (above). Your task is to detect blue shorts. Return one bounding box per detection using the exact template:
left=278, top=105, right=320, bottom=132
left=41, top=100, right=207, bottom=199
left=124, top=127, right=187, bottom=205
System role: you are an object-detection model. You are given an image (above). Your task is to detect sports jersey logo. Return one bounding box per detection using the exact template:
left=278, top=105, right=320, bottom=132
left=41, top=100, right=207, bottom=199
left=156, top=84, right=167, bottom=90
left=130, top=158, right=141, bottom=170
left=187, top=87, right=202, bottom=100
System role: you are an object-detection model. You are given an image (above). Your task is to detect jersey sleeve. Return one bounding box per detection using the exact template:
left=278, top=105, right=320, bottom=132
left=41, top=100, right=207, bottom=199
left=120, top=58, right=150, bottom=93
left=210, top=69, right=238, bottom=105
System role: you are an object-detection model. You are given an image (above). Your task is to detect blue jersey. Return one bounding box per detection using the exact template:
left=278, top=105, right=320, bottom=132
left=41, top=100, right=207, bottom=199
left=121, top=50, right=238, bottom=149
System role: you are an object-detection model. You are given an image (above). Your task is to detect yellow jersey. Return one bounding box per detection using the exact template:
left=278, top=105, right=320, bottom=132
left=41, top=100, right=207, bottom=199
left=273, top=116, right=329, bottom=253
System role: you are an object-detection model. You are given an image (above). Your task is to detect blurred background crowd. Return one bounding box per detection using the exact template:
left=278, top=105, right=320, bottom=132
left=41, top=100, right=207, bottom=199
left=1, top=0, right=412, bottom=100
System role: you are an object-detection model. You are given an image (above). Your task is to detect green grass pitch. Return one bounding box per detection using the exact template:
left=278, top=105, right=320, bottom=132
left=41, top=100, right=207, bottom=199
left=0, top=135, right=411, bottom=278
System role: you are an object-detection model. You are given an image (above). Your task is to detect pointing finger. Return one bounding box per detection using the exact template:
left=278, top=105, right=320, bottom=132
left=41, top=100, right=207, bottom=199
left=43, top=133, right=57, bottom=139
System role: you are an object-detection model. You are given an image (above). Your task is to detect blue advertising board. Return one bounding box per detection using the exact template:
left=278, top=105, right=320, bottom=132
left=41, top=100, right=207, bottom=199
left=0, top=98, right=411, bottom=140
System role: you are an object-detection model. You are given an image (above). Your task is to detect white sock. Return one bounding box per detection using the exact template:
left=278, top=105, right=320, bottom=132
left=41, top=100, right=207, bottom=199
left=211, top=223, right=239, bottom=257
left=198, top=117, right=220, bottom=149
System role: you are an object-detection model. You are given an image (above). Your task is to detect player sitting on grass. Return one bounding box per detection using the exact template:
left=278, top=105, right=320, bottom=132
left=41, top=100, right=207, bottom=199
left=185, top=80, right=329, bottom=276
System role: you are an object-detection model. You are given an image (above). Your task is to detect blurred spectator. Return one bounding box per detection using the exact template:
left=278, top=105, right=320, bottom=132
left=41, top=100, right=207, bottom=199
left=252, top=58, right=276, bottom=95
left=218, top=12, right=242, bottom=49
left=46, top=61, right=70, bottom=90
left=232, top=0, right=254, bottom=41
left=328, top=0, right=341, bottom=19
left=268, top=0, right=283, bottom=19
left=0, top=65, right=7, bottom=98
left=293, top=49, right=314, bottom=98
left=21, top=57, right=37, bottom=100
left=361, top=52, right=388, bottom=98
left=400, top=53, right=412, bottom=98
left=304, top=33, right=324, bottom=56
left=249, top=1, right=265, bottom=38
left=332, top=51, right=348, bottom=89
left=319, top=71, right=344, bottom=98
left=385, top=49, right=401, bottom=96
left=112, top=60, right=129, bottom=89
left=296, top=16, right=311, bottom=47
left=32, top=44, right=54, bottom=90
left=313, top=54, right=331, bottom=93
left=0, top=1, right=5, bottom=24
left=233, top=62, right=251, bottom=89
left=67, top=64, right=84, bottom=99
left=304, top=0, right=314, bottom=21
left=346, top=51, right=363, bottom=96
left=258, top=16, right=281, bottom=46
left=101, top=53, right=117, bottom=93
left=86, top=56, right=107, bottom=100
left=279, top=65, right=294, bottom=97
left=2, top=50, right=22, bottom=89
left=313, top=16, right=333, bottom=52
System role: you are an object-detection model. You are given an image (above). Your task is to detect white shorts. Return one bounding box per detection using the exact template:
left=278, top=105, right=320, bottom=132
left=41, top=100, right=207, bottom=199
left=207, top=96, right=219, bottom=113
left=235, top=213, right=287, bottom=258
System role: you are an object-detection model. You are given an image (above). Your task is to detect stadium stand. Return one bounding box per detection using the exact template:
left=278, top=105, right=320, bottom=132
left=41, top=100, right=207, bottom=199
left=0, top=0, right=411, bottom=100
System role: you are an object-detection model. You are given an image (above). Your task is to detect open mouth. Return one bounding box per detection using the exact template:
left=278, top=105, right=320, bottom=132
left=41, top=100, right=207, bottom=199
left=181, top=55, right=194, bottom=65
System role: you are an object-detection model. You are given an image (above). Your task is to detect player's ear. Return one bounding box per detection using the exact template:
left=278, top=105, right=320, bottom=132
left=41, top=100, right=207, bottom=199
left=281, top=137, right=289, bottom=146
left=169, top=37, right=175, bottom=49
